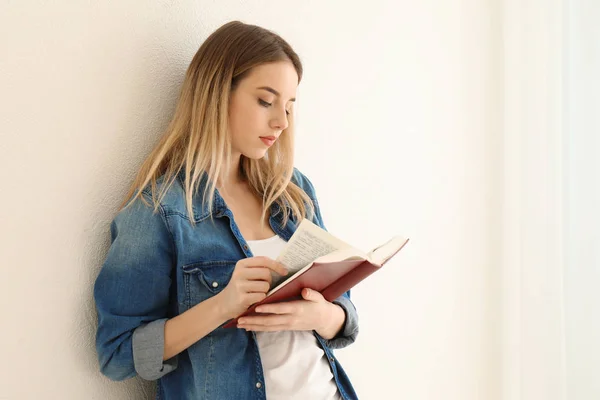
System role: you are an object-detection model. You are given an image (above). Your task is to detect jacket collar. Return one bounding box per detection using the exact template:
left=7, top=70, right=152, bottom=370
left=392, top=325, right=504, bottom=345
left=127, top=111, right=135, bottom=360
left=175, top=168, right=287, bottom=222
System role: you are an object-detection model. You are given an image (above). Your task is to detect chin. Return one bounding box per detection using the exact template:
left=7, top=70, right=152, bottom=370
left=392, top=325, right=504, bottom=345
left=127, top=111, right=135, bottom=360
left=242, top=148, right=269, bottom=160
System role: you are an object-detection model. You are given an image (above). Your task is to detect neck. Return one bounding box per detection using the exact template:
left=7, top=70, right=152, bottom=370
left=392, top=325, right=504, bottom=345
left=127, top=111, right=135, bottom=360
left=217, top=153, right=244, bottom=190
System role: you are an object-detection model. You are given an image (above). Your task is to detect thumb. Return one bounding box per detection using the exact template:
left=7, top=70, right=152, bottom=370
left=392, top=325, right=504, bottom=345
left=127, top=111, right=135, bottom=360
left=302, top=288, right=323, bottom=302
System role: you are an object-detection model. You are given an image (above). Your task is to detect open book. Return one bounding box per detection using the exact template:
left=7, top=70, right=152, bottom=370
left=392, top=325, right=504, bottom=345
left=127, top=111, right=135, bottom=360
left=223, top=218, right=409, bottom=328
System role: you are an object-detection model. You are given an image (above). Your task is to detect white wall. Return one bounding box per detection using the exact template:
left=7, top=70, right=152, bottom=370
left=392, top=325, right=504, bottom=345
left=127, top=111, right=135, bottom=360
left=0, top=1, right=501, bottom=399
left=500, top=1, right=567, bottom=399
left=302, top=1, right=503, bottom=399
left=564, top=1, right=600, bottom=399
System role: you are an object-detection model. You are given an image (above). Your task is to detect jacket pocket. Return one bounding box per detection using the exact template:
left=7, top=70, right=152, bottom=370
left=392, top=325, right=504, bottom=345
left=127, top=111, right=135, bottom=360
left=182, top=260, right=236, bottom=310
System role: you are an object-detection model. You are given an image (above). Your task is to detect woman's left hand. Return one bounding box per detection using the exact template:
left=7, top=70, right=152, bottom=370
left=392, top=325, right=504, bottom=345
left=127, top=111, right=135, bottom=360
left=236, top=288, right=346, bottom=339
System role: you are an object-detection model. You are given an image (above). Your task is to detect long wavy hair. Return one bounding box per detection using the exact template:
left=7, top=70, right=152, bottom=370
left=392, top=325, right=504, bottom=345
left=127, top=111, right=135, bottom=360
left=120, top=21, right=314, bottom=227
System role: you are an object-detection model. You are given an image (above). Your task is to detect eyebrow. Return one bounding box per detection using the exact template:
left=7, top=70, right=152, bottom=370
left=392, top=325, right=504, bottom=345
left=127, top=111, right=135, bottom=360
left=257, top=86, right=296, bottom=102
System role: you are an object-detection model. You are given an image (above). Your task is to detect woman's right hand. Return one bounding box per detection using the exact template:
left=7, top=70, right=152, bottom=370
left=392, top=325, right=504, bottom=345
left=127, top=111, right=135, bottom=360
left=217, top=256, right=288, bottom=320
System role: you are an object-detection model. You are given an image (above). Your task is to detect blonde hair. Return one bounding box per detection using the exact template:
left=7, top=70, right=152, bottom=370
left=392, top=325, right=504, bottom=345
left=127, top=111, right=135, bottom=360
left=120, top=21, right=314, bottom=227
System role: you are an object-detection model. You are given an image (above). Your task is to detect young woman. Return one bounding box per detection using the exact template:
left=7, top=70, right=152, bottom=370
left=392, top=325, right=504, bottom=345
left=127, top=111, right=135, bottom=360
left=94, top=21, right=359, bottom=400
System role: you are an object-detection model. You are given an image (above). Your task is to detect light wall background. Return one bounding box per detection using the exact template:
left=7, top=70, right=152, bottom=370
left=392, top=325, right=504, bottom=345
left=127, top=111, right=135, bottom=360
left=1, top=1, right=595, bottom=400
left=564, top=0, right=600, bottom=399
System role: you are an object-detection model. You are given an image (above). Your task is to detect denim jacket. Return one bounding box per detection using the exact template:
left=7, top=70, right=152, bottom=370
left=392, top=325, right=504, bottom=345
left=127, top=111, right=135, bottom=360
left=93, top=168, right=360, bottom=400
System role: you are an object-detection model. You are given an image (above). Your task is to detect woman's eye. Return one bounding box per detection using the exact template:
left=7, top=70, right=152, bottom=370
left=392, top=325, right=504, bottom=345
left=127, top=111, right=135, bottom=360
left=260, top=99, right=290, bottom=116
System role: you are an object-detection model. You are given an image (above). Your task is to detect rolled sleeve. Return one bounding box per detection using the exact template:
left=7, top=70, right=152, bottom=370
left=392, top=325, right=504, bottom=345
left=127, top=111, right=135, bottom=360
left=133, top=318, right=178, bottom=380
left=93, top=192, right=177, bottom=381
left=322, top=291, right=359, bottom=349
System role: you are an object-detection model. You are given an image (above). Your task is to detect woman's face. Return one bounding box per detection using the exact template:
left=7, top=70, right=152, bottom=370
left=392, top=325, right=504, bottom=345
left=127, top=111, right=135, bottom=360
left=228, top=60, right=298, bottom=160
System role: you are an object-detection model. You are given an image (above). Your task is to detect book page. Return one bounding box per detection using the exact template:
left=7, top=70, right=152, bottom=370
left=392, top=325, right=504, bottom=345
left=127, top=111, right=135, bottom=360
left=270, top=219, right=353, bottom=288
left=366, top=236, right=410, bottom=265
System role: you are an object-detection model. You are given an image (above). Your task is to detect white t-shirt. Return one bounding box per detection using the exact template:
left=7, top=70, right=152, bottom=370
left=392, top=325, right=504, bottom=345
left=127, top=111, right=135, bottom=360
left=246, top=234, right=342, bottom=400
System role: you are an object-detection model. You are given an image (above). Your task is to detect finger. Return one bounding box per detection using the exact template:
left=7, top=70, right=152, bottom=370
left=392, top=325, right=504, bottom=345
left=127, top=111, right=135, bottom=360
left=238, top=315, right=290, bottom=326
left=301, top=288, right=324, bottom=302
left=241, top=267, right=272, bottom=285
left=241, top=256, right=288, bottom=276
left=243, top=280, right=270, bottom=294
left=255, top=302, right=297, bottom=315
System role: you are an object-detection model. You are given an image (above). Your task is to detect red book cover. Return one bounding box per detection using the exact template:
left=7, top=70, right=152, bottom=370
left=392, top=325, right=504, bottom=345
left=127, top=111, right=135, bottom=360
left=223, top=235, right=409, bottom=328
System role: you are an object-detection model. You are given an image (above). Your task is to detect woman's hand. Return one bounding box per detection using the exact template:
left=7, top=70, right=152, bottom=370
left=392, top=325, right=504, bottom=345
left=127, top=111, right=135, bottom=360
left=217, top=256, right=288, bottom=320
left=236, top=288, right=346, bottom=340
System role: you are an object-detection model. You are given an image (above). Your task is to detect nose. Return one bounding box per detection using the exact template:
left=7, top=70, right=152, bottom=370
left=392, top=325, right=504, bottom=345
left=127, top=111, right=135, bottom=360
left=270, top=109, right=289, bottom=131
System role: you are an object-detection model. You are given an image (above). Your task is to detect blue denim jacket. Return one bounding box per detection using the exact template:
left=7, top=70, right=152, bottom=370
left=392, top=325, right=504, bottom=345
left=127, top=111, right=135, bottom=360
left=93, top=168, right=360, bottom=400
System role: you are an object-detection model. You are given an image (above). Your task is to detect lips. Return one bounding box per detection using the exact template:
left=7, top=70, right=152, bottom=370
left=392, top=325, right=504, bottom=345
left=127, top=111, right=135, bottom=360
left=260, top=136, right=277, bottom=146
